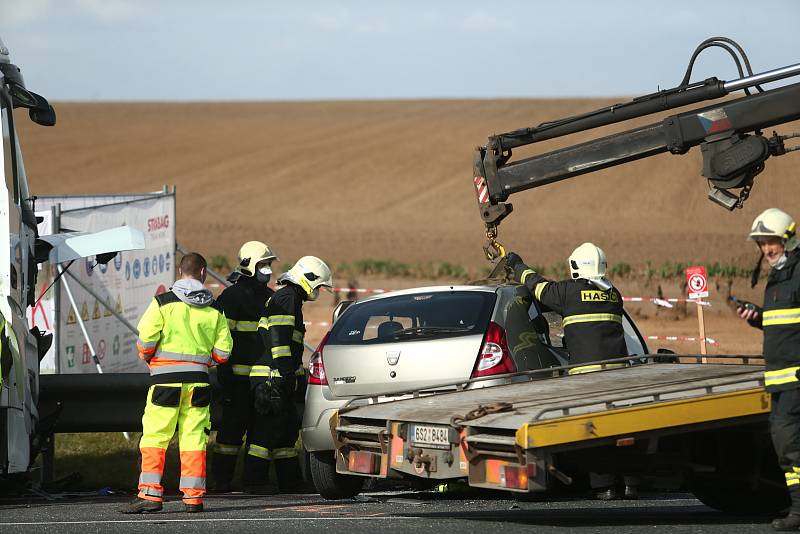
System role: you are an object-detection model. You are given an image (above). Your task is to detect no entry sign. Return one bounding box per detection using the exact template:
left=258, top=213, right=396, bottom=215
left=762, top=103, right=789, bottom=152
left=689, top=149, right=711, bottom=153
left=685, top=266, right=709, bottom=299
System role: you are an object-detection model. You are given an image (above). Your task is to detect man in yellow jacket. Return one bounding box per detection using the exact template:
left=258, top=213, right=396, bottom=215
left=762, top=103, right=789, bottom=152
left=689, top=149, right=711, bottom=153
left=120, top=252, right=232, bottom=514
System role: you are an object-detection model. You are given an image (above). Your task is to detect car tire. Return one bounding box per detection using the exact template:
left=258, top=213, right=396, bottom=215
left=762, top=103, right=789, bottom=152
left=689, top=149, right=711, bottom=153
left=310, top=450, right=364, bottom=500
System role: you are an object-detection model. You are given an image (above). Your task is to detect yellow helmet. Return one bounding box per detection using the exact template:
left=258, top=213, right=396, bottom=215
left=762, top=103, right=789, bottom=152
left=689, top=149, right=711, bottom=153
left=278, top=256, right=333, bottom=300
left=748, top=208, right=798, bottom=251
left=236, top=241, right=278, bottom=277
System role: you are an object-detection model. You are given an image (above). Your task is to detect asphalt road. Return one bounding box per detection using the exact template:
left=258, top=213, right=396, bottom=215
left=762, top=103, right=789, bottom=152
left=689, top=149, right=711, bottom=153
left=0, top=490, right=781, bottom=533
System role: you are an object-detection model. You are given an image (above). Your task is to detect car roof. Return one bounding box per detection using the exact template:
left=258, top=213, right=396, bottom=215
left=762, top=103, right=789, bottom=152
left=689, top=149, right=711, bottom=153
left=346, top=283, right=517, bottom=307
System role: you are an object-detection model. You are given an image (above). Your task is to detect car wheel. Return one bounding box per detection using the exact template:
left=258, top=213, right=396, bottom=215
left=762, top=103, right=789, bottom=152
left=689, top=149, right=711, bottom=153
left=310, top=450, right=364, bottom=500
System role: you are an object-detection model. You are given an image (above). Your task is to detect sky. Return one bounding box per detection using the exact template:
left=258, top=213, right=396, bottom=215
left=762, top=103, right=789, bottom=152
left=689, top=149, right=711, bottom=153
left=1, top=0, right=798, bottom=101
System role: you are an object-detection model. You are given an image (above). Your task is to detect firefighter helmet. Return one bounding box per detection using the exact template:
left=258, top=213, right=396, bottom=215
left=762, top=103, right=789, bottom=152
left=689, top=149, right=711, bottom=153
left=236, top=241, right=278, bottom=277
left=748, top=208, right=798, bottom=251
left=568, top=242, right=611, bottom=289
left=278, top=256, right=333, bottom=300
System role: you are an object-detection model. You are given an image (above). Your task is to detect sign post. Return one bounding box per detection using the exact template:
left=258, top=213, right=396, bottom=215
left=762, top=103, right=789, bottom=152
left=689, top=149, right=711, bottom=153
left=685, top=266, right=709, bottom=360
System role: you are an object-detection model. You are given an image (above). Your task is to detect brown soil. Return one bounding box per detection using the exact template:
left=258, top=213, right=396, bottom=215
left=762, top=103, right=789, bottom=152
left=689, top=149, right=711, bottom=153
left=15, top=99, right=792, bottom=357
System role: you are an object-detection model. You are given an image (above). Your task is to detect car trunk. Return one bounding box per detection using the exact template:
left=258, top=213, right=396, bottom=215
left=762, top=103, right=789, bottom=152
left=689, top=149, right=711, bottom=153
left=323, top=334, right=485, bottom=397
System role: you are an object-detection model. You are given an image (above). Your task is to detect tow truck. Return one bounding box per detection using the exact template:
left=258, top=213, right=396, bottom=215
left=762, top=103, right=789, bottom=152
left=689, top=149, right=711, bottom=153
left=331, top=38, right=800, bottom=513
left=0, top=35, right=145, bottom=480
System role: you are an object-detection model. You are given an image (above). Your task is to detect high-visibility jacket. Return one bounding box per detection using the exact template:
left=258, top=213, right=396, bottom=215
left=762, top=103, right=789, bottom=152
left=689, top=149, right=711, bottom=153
left=251, top=284, right=306, bottom=386
left=516, top=266, right=628, bottom=369
left=755, top=251, right=800, bottom=392
left=137, top=290, right=232, bottom=384
left=216, top=276, right=274, bottom=380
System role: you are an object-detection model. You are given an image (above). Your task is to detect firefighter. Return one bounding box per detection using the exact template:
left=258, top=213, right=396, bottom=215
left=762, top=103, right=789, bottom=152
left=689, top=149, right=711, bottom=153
left=245, top=256, right=332, bottom=492
left=734, top=208, right=800, bottom=531
left=210, top=241, right=277, bottom=492
left=120, top=252, right=232, bottom=514
left=506, top=244, right=637, bottom=499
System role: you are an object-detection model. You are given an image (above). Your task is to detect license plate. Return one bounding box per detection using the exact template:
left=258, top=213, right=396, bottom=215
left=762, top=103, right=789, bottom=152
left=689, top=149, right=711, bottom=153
left=410, top=424, right=451, bottom=449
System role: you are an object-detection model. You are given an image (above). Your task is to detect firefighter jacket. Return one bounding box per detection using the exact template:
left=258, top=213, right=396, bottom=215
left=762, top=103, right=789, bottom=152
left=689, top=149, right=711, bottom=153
left=516, top=266, right=628, bottom=370
left=216, top=276, right=274, bottom=381
left=250, top=284, right=306, bottom=387
left=137, top=278, right=232, bottom=385
left=752, top=250, right=800, bottom=392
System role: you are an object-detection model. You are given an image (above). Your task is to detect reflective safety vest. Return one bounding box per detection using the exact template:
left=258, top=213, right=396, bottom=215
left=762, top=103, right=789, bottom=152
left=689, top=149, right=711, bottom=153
left=518, top=268, right=628, bottom=366
left=251, top=284, right=306, bottom=385
left=137, top=291, right=232, bottom=384
left=759, top=251, right=800, bottom=392
left=216, top=276, right=273, bottom=380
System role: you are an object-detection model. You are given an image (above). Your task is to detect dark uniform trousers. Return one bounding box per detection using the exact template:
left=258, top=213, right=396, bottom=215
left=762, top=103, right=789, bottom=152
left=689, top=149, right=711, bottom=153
left=758, top=251, right=800, bottom=509
left=210, top=276, right=272, bottom=489
left=245, top=284, right=307, bottom=492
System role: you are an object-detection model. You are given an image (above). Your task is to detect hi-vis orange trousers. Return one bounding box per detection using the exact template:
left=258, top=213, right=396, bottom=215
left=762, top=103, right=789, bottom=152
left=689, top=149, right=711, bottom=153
left=137, top=383, right=212, bottom=505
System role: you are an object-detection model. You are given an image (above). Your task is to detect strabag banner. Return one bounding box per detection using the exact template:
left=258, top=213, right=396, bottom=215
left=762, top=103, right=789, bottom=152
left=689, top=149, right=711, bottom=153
left=56, top=195, right=175, bottom=373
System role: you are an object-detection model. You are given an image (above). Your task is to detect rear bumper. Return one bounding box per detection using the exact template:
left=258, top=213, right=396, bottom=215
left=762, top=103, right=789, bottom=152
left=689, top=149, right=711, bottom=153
left=301, top=384, right=348, bottom=452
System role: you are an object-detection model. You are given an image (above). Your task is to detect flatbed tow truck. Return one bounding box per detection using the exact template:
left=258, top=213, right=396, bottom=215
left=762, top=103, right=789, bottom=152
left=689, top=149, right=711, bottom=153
left=330, top=38, right=800, bottom=513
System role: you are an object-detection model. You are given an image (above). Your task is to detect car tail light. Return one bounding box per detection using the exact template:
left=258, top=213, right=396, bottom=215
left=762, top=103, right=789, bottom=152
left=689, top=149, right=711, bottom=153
left=502, top=465, right=529, bottom=490
left=308, top=332, right=330, bottom=385
left=471, top=321, right=516, bottom=378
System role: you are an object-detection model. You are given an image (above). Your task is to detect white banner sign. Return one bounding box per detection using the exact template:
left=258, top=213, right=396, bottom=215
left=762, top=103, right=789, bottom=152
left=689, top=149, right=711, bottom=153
left=57, top=195, right=175, bottom=373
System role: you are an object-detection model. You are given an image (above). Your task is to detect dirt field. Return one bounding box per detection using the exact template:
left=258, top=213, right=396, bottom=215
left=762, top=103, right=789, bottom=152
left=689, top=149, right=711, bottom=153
left=14, top=98, right=795, bottom=355
left=15, top=99, right=800, bottom=272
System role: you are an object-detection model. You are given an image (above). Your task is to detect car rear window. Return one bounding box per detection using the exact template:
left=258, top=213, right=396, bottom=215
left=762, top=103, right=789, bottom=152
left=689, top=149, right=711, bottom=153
left=328, top=291, right=496, bottom=345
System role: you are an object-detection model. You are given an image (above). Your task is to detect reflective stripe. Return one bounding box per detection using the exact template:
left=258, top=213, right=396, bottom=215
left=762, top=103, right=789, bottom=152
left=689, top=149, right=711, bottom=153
left=292, top=330, right=304, bottom=343
left=248, top=444, right=272, bottom=460
left=150, top=363, right=209, bottom=375
left=212, top=348, right=230, bottom=364
left=258, top=318, right=269, bottom=330
left=267, top=315, right=295, bottom=327
left=787, top=472, right=800, bottom=487
left=137, top=338, right=158, bottom=349
left=214, top=443, right=240, bottom=455
left=520, top=269, right=536, bottom=285
left=250, top=365, right=281, bottom=378
left=562, top=313, right=622, bottom=327
left=179, top=476, right=206, bottom=490
left=229, top=320, right=259, bottom=332
left=153, top=350, right=212, bottom=365
left=232, top=364, right=252, bottom=376
left=140, top=486, right=163, bottom=497
left=295, top=367, right=305, bottom=376
left=764, top=366, right=800, bottom=387
left=271, top=447, right=298, bottom=460
left=534, top=282, right=548, bottom=301
left=568, top=363, right=627, bottom=375
left=271, top=346, right=292, bottom=359
left=763, top=308, right=800, bottom=326
left=139, top=472, right=162, bottom=485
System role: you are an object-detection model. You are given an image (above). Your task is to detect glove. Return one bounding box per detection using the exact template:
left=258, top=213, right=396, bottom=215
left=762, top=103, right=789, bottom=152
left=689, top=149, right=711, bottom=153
left=253, top=381, right=281, bottom=416
left=504, top=251, right=524, bottom=271
left=295, top=371, right=308, bottom=403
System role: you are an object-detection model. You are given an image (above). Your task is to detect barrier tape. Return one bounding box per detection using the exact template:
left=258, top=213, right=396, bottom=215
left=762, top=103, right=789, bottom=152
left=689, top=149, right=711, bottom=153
left=646, top=335, right=719, bottom=346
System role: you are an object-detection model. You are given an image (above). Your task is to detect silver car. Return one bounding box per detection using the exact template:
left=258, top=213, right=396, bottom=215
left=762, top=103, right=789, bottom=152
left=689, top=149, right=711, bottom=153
left=302, top=283, right=648, bottom=498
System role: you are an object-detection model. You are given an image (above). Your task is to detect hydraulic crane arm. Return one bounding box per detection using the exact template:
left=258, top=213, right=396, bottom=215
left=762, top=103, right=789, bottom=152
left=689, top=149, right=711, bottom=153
left=473, top=39, right=800, bottom=260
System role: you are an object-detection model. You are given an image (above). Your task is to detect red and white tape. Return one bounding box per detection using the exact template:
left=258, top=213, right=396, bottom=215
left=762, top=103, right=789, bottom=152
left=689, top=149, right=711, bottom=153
left=646, top=335, right=719, bottom=346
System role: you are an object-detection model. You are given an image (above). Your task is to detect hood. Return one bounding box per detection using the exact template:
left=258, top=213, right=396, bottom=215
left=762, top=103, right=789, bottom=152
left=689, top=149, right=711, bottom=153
left=172, top=278, right=213, bottom=307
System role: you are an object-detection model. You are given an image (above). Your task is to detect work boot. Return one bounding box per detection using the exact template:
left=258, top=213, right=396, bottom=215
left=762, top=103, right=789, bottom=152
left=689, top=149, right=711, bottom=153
left=118, top=497, right=162, bottom=514
left=594, top=487, right=618, bottom=501
left=773, top=513, right=800, bottom=531
left=184, top=502, right=204, bottom=513
left=623, top=485, right=639, bottom=500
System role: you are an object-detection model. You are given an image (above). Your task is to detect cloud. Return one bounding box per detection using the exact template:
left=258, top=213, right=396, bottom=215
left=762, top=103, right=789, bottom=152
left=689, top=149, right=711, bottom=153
left=460, top=10, right=517, bottom=33
left=2, top=0, right=51, bottom=25
left=76, top=0, right=140, bottom=22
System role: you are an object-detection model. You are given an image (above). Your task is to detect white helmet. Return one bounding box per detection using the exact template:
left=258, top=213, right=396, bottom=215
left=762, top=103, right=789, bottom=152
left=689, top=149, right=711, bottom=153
left=236, top=241, right=278, bottom=277
left=568, top=242, right=611, bottom=290
left=748, top=208, right=798, bottom=251
left=278, top=256, right=333, bottom=300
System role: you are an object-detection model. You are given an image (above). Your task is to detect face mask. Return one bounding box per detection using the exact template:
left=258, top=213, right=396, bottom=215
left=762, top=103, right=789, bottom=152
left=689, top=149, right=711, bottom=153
left=256, top=266, right=272, bottom=283
left=308, top=287, right=320, bottom=301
